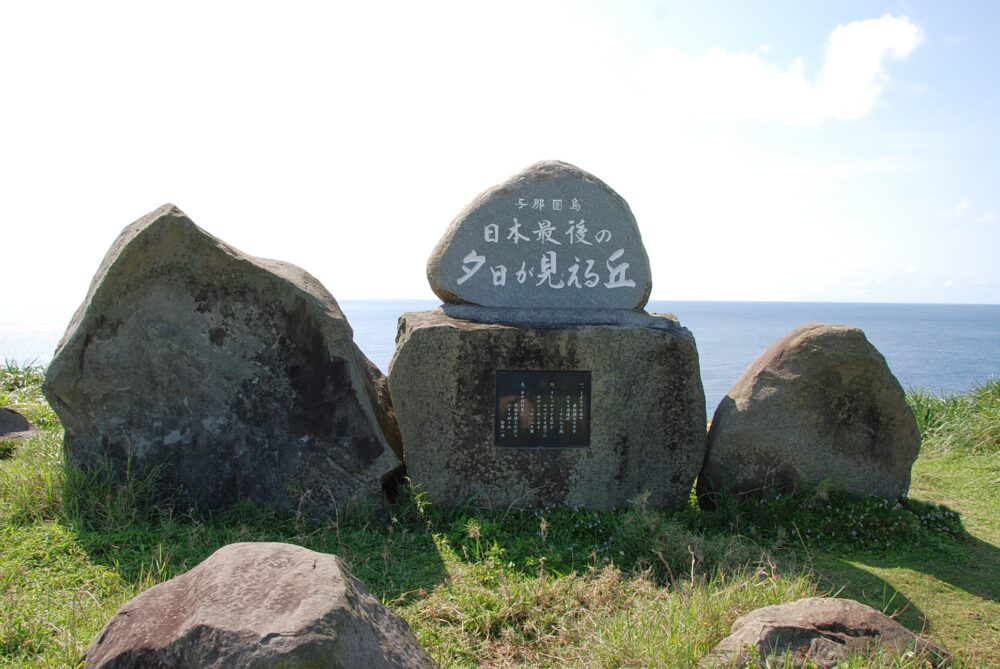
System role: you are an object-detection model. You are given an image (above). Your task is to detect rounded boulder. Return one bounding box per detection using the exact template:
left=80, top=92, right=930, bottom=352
left=83, top=542, right=437, bottom=668
left=698, top=323, right=920, bottom=503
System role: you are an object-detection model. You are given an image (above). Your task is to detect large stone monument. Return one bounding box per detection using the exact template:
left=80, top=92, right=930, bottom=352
left=390, top=161, right=705, bottom=510
left=43, top=205, right=402, bottom=517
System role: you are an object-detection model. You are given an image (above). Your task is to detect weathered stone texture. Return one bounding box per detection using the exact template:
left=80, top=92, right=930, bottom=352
left=83, top=542, right=437, bottom=668
left=427, top=160, right=652, bottom=309
left=703, top=597, right=951, bottom=668
left=698, top=324, right=920, bottom=503
left=388, top=308, right=705, bottom=510
left=43, top=204, right=401, bottom=516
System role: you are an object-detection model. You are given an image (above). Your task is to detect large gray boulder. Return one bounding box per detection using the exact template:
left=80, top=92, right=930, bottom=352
left=427, top=160, right=652, bottom=309
left=43, top=205, right=401, bottom=517
left=83, top=542, right=437, bottom=668
left=698, top=324, right=920, bottom=503
left=703, top=597, right=951, bottom=668
left=388, top=307, right=706, bottom=510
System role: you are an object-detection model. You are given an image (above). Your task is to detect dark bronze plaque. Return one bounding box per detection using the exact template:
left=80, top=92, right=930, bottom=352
left=495, top=370, right=591, bottom=448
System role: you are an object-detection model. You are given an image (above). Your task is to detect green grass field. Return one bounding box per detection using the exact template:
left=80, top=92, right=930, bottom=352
left=2, top=362, right=997, bottom=667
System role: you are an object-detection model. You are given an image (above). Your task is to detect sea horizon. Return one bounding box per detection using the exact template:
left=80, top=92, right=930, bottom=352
left=6, top=299, right=998, bottom=412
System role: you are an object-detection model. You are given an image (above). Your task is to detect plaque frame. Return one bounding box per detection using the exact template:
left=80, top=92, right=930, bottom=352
left=494, top=370, right=591, bottom=448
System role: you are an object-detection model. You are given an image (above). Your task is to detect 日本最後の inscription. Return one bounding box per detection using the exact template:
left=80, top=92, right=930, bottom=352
left=427, top=161, right=652, bottom=309
left=495, top=370, right=591, bottom=448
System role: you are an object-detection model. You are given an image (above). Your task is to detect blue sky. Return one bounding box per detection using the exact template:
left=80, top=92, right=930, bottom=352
left=1, top=0, right=997, bottom=312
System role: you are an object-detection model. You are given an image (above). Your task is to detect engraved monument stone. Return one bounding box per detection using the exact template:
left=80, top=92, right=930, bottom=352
left=427, top=161, right=652, bottom=309
left=390, top=161, right=706, bottom=510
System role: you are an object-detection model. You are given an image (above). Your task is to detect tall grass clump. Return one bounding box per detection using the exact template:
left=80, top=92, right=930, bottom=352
left=908, top=379, right=1000, bottom=455
left=0, top=362, right=65, bottom=522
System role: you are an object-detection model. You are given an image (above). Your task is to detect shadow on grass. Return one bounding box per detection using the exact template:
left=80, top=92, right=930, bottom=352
left=695, top=481, right=1000, bottom=600
left=813, top=530, right=1000, bottom=629
left=58, top=471, right=448, bottom=605
left=422, top=501, right=802, bottom=590
left=811, top=513, right=1000, bottom=621
left=809, top=554, right=930, bottom=634
left=408, top=487, right=997, bottom=656
left=803, top=534, right=1000, bottom=668
left=55, top=460, right=998, bottom=648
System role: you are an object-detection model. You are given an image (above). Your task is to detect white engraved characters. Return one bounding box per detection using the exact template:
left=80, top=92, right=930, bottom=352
left=458, top=194, right=637, bottom=291
left=565, top=220, right=593, bottom=245
left=536, top=251, right=564, bottom=288
left=457, top=250, right=485, bottom=285
left=566, top=258, right=601, bottom=288
left=496, top=375, right=589, bottom=445
left=534, top=220, right=561, bottom=245
left=491, top=265, right=507, bottom=286
left=508, top=218, right=529, bottom=244
left=461, top=250, right=630, bottom=289
left=604, top=248, right=635, bottom=288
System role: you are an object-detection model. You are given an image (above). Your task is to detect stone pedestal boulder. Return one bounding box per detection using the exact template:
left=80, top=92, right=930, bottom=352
left=388, top=307, right=706, bottom=510
left=83, top=542, right=437, bottom=668
left=703, top=597, right=951, bottom=668
left=43, top=204, right=401, bottom=517
left=698, top=324, right=920, bottom=504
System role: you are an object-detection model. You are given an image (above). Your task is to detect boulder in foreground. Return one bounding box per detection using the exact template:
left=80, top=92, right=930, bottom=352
left=0, top=407, right=37, bottom=442
left=43, top=204, right=401, bottom=517
left=698, top=324, right=920, bottom=503
left=84, top=542, right=437, bottom=668
left=703, top=597, right=951, bottom=668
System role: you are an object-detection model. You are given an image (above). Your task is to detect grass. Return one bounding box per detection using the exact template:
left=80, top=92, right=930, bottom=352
left=2, top=362, right=998, bottom=667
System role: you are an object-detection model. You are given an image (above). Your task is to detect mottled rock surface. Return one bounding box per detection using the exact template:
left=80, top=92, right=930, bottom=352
left=0, top=407, right=36, bottom=442
left=83, top=542, right=437, bottom=669
left=427, top=160, right=652, bottom=309
left=703, top=597, right=951, bottom=668
left=698, top=324, right=920, bottom=503
left=43, top=204, right=401, bottom=517
left=389, top=308, right=705, bottom=510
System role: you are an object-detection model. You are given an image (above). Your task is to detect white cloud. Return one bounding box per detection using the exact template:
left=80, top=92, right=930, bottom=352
left=5, top=5, right=984, bottom=312
left=942, top=201, right=999, bottom=224
left=634, top=14, right=923, bottom=125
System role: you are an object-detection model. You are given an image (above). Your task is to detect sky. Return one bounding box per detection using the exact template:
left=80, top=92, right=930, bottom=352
left=2, top=0, right=998, bottom=317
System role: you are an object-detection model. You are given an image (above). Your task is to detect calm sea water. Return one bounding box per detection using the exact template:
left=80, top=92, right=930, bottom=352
left=4, top=300, right=998, bottom=411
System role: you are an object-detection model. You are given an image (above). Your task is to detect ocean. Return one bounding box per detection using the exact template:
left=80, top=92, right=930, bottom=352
left=4, top=300, right=999, bottom=412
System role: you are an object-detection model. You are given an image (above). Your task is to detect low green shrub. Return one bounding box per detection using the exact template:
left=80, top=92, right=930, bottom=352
left=691, top=484, right=964, bottom=551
